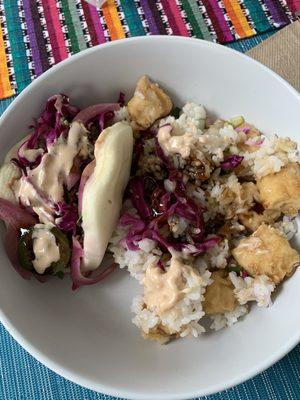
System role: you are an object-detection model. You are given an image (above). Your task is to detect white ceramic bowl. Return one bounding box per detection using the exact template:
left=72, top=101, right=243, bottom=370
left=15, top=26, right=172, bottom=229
left=0, top=36, right=299, bottom=400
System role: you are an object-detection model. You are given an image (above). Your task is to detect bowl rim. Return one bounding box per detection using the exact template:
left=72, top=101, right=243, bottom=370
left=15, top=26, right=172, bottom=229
left=0, top=35, right=299, bottom=400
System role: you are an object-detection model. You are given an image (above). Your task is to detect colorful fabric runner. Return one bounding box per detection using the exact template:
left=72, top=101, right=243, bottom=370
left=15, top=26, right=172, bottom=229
left=0, top=0, right=299, bottom=100
left=0, top=22, right=300, bottom=400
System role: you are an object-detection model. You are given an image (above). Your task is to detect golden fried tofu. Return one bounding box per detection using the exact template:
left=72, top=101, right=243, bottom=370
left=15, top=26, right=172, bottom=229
left=127, top=76, right=172, bottom=130
left=203, top=271, right=237, bottom=315
left=257, top=163, right=300, bottom=215
left=143, top=326, right=172, bottom=344
left=232, top=224, right=300, bottom=284
left=239, top=209, right=280, bottom=232
left=241, top=182, right=260, bottom=203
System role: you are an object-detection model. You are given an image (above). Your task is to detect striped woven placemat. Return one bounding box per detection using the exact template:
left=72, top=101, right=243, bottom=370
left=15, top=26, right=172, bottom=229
left=0, top=29, right=299, bottom=400
left=0, top=0, right=299, bottom=100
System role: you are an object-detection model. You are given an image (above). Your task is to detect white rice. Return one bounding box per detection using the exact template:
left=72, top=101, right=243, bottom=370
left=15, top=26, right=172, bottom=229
left=168, top=216, right=189, bottom=238
left=177, top=102, right=206, bottom=131
left=192, top=187, right=206, bottom=203
left=194, top=239, right=229, bottom=270
left=109, top=225, right=162, bottom=282
left=242, top=135, right=300, bottom=178
left=164, top=179, right=176, bottom=193
left=110, top=100, right=299, bottom=342
left=205, top=173, right=258, bottom=219
left=131, top=266, right=212, bottom=338
left=219, top=124, right=243, bottom=145
left=114, top=107, right=131, bottom=123
left=229, top=272, right=275, bottom=307
left=210, top=305, right=248, bottom=331
left=161, top=106, right=299, bottom=180
left=274, top=216, right=298, bottom=240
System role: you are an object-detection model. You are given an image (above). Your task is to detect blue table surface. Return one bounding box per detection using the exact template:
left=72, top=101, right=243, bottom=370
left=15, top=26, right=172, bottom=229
left=0, top=32, right=299, bottom=400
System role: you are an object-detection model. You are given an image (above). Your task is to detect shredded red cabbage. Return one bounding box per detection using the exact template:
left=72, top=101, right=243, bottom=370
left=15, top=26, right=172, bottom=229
left=244, top=138, right=264, bottom=147
left=15, top=176, right=77, bottom=234
left=119, top=213, right=146, bottom=250
left=120, top=211, right=219, bottom=255
left=220, top=155, right=244, bottom=169
left=123, top=118, right=212, bottom=254
left=15, top=94, right=79, bottom=171
left=236, top=127, right=250, bottom=134
left=183, top=237, right=221, bottom=256
left=119, top=214, right=171, bottom=252
left=155, top=139, right=186, bottom=192
left=55, top=202, right=78, bottom=235
left=119, top=213, right=146, bottom=231
left=38, top=94, right=79, bottom=147
left=121, top=173, right=218, bottom=255
left=127, top=176, right=153, bottom=220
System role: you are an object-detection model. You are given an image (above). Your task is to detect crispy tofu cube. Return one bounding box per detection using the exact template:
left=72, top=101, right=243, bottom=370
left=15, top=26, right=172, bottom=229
left=143, top=326, right=172, bottom=344
left=203, top=271, right=237, bottom=315
left=257, top=163, right=300, bottom=215
left=127, top=76, right=172, bottom=130
left=239, top=209, right=280, bottom=232
left=232, top=224, right=300, bottom=284
left=242, top=182, right=260, bottom=199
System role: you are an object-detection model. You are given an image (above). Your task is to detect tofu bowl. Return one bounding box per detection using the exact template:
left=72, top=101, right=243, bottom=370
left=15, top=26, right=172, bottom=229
left=0, top=36, right=299, bottom=400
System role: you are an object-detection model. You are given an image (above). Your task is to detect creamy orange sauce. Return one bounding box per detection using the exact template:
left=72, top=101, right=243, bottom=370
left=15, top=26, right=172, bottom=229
left=13, top=178, right=54, bottom=223
left=143, top=258, right=186, bottom=314
left=13, top=121, right=88, bottom=222
left=32, top=224, right=60, bottom=274
left=157, top=125, right=196, bottom=159
left=29, top=121, right=88, bottom=202
left=19, top=147, right=44, bottom=163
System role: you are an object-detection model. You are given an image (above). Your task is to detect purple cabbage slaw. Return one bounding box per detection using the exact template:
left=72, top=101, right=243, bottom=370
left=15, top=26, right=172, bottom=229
left=2, top=95, right=121, bottom=288
left=220, top=155, right=244, bottom=169
left=55, top=202, right=78, bottom=235
left=120, top=136, right=220, bottom=259
left=14, top=95, right=79, bottom=171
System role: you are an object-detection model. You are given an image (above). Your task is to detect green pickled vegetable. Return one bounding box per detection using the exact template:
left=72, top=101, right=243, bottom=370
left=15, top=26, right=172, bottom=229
left=229, top=116, right=245, bottom=128
left=56, top=271, right=65, bottom=280
left=170, top=107, right=181, bottom=119
left=227, top=264, right=242, bottom=274
left=51, top=227, right=71, bottom=274
left=228, top=145, right=239, bottom=155
left=17, top=226, right=71, bottom=276
left=88, top=123, right=100, bottom=143
left=17, top=228, right=35, bottom=272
